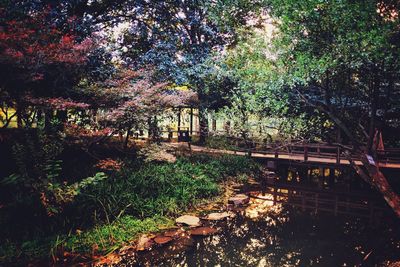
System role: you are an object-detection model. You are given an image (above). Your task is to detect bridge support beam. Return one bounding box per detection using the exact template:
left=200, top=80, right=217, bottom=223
left=348, top=153, right=400, bottom=218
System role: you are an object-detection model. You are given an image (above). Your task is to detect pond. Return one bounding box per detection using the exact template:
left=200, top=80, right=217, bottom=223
left=118, top=191, right=400, bottom=267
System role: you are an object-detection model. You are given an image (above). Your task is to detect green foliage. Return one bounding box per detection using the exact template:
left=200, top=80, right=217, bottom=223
left=1, top=120, right=109, bottom=216
left=211, top=27, right=322, bottom=141
left=205, top=135, right=237, bottom=150
left=62, top=215, right=173, bottom=254
left=0, top=215, right=173, bottom=261
left=0, top=154, right=259, bottom=263
left=11, top=128, right=64, bottom=185
left=266, top=0, right=400, bottom=144
left=44, top=172, right=108, bottom=216
left=76, top=155, right=259, bottom=220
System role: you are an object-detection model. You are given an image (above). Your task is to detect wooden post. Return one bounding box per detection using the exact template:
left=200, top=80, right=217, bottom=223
left=190, top=108, right=193, bottom=136
left=328, top=168, right=335, bottom=188
left=336, top=147, right=340, bottom=164
left=275, top=149, right=279, bottom=159
left=177, top=108, right=181, bottom=132
left=318, top=167, right=324, bottom=188
left=273, top=187, right=277, bottom=205
left=315, top=193, right=319, bottom=214
left=304, top=145, right=308, bottom=162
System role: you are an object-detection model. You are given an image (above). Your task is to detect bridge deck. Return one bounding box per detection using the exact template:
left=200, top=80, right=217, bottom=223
left=170, top=143, right=400, bottom=169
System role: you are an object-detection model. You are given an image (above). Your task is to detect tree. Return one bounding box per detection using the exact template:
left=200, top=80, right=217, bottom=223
left=0, top=2, right=99, bottom=128
left=73, top=68, right=198, bottom=148
left=111, top=0, right=264, bottom=142
left=266, top=0, right=400, bottom=216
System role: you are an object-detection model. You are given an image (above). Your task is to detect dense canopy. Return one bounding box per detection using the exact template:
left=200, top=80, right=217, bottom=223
left=0, top=0, right=400, bottom=265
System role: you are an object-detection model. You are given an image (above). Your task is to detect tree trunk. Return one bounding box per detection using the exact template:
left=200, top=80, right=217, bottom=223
left=367, top=75, right=379, bottom=154
left=190, top=108, right=193, bottom=136
left=198, top=106, right=208, bottom=144
left=361, top=155, right=400, bottom=217
left=44, top=109, right=53, bottom=131
left=346, top=151, right=400, bottom=217
left=124, top=129, right=131, bottom=149
left=148, top=116, right=159, bottom=142
left=16, top=103, right=24, bottom=128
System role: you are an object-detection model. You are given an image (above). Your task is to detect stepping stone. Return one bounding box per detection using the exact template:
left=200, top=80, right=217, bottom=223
left=164, top=229, right=184, bottom=237
left=228, top=194, right=250, bottom=206
left=204, top=212, right=230, bottom=221
left=175, top=215, right=200, bottom=226
left=189, top=226, right=218, bottom=236
left=154, top=236, right=173, bottom=245
left=136, top=235, right=153, bottom=251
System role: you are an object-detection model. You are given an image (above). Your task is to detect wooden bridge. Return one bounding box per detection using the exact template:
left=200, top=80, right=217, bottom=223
left=169, top=142, right=400, bottom=169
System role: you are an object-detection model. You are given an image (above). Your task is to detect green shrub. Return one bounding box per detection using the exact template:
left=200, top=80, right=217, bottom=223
left=204, top=135, right=236, bottom=150
left=0, top=215, right=173, bottom=261
left=63, top=215, right=173, bottom=254
left=75, top=154, right=259, bottom=222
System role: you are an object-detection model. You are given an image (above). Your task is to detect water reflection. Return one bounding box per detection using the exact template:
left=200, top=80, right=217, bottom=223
left=119, top=196, right=400, bottom=267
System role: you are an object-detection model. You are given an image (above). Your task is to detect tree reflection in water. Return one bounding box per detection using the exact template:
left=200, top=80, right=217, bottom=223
left=121, top=196, right=400, bottom=267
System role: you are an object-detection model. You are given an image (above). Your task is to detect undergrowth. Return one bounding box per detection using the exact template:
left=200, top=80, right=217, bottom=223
left=0, top=154, right=260, bottom=264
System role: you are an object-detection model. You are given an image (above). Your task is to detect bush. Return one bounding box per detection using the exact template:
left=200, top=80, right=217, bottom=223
left=0, top=215, right=173, bottom=261
left=75, top=154, right=259, bottom=221
left=204, top=135, right=237, bottom=150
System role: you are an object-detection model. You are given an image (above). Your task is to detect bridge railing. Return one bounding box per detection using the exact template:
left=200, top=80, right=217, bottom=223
left=228, top=142, right=400, bottom=165
left=377, top=148, right=400, bottom=163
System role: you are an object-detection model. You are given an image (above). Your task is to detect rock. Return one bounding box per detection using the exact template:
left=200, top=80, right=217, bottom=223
left=175, top=215, right=200, bottom=226
left=204, top=212, right=230, bottom=221
left=189, top=227, right=218, bottom=236
left=136, top=235, right=153, bottom=251
left=154, top=236, right=173, bottom=245
left=165, top=236, right=194, bottom=254
left=175, top=235, right=194, bottom=247
left=164, top=229, right=184, bottom=237
left=228, top=194, right=250, bottom=206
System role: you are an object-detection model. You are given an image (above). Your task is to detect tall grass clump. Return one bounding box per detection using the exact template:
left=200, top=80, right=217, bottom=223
left=75, top=154, right=260, bottom=222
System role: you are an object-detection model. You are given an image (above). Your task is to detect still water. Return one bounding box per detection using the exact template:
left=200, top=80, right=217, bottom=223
left=120, top=201, right=400, bottom=267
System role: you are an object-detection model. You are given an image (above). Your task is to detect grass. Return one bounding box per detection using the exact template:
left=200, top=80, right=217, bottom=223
left=0, top=153, right=260, bottom=264
left=0, top=215, right=173, bottom=263
left=62, top=215, right=174, bottom=254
